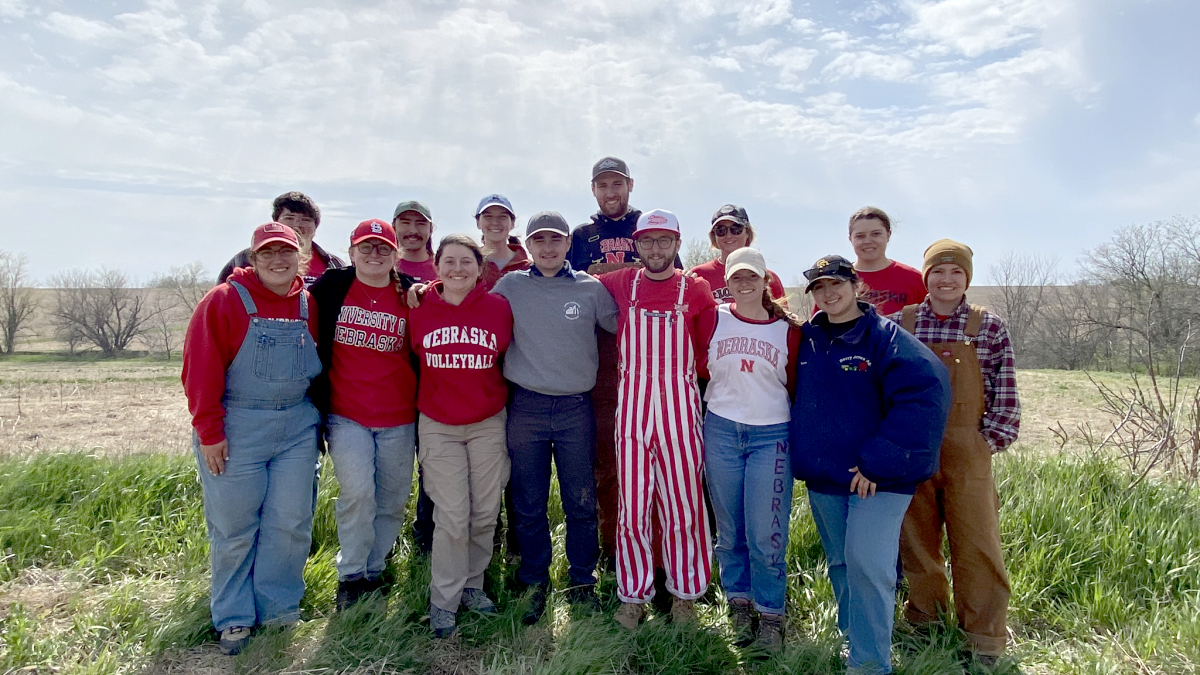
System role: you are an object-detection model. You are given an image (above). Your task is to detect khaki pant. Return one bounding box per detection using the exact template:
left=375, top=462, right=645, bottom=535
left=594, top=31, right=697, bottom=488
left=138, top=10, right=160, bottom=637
left=418, top=411, right=510, bottom=612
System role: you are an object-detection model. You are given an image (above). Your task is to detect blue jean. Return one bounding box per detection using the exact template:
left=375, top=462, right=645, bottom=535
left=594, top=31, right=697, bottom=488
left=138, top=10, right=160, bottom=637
left=703, top=412, right=792, bottom=614
left=507, top=386, right=599, bottom=587
left=194, top=404, right=319, bottom=631
left=326, top=415, right=416, bottom=581
left=808, top=490, right=913, bottom=675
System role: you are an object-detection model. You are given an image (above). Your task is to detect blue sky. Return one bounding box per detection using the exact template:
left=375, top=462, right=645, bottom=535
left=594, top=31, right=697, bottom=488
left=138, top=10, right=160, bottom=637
left=2, top=0, right=1198, bottom=285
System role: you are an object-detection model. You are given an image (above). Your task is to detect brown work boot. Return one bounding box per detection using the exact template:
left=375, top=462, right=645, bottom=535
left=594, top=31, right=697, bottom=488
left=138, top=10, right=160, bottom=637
left=670, top=598, right=697, bottom=625
left=728, top=598, right=756, bottom=647
left=752, top=612, right=785, bottom=656
left=614, top=602, right=645, bottom=631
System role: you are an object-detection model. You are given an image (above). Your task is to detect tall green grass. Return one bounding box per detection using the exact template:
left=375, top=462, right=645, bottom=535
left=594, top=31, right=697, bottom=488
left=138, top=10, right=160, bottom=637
left=1, top=451, right=1197, bottom=674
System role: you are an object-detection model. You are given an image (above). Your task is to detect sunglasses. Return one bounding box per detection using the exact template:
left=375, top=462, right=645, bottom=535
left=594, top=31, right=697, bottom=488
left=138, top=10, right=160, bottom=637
left=712, top=223, right=745, bottom=237
left=803, top=261, right=856, bottom=281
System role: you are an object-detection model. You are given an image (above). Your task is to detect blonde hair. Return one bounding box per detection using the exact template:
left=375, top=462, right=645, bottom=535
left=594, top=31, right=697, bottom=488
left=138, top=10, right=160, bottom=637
left=708, top=221, right=756, bottom=249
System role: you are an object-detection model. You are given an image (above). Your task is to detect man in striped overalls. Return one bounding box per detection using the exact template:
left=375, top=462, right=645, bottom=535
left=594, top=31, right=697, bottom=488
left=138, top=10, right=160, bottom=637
left=596, top=209, right=719, bottom=629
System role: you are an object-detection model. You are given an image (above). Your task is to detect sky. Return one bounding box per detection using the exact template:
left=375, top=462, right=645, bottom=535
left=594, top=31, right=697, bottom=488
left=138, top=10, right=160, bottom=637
left=2, top=0, right=1198, bottom=286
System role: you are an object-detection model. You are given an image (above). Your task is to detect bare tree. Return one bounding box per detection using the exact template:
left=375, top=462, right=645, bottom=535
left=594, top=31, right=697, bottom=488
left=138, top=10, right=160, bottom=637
left=151, top=261, right=210, bottom=315
left=0, top=250, right=38, bottom=354
left=987, top=252, right=1058, bottom=360
left=143, top=291, right=186, bottom=359
left=683, top=238, right=713, bottom=270
left=49, top=268, right=154, bottom=357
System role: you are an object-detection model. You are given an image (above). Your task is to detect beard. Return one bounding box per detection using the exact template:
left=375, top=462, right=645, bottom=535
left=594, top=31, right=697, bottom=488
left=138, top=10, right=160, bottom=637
left=642, top=253, right=674, bottom=274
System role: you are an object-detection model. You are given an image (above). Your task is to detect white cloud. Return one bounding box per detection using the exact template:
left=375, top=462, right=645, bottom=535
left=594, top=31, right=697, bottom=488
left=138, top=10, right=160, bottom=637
left=42, top=12, right=124, bottom=44
left=903, top=0, right=1062, bottom=58
left=736, top=0, right=792, bottom=33
left=0, top=0, right=29, bottom=20
left=823, top=51, right=913, bottom=82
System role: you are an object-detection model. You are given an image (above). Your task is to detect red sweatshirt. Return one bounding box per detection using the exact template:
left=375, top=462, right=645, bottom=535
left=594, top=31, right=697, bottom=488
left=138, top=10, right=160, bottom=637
left=409, top=281, right=513, bottom=425
left=329, top=279, right=417, bottom=427
left=480, top=241, right=531, bottom=290
left=598, top=267, right=719, bottom=374
left=182, top=267, right=318, bottom=445
left=398, top=257, right=439, bottom=283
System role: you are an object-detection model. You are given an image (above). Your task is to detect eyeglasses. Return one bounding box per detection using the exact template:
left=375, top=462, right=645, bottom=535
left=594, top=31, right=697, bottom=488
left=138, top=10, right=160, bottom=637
left=636, top=236, right=678, bottom=249
left=356, top=242, right=395, bottom=256
left=278, top=215, right=316, bottom=226
left=712, top=223, right=745, bottom=237
left=255, top=248, right=298, bottom=261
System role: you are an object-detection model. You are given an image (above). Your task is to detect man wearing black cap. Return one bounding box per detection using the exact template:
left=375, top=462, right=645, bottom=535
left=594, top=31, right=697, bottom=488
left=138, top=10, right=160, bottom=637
left=218, top=191, right=346, bottom=287
left=492, top=211, right=619, bottom=625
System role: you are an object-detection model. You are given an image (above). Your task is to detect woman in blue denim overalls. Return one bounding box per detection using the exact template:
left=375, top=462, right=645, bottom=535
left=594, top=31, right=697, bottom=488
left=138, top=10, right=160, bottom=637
left=182, top=222, right=323, bottom=656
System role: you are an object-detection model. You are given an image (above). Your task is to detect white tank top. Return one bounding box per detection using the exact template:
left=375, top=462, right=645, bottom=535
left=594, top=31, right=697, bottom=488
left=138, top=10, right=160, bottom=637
left=704, top=304, right=792, bottom=426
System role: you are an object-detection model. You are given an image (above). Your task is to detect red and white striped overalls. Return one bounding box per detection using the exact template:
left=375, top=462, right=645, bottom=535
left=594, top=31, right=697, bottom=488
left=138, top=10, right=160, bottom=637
left=615, top=271, right=712, bottom=603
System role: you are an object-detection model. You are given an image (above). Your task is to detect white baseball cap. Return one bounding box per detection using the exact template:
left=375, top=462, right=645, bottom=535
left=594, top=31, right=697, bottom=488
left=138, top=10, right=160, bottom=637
left=724, top=247, right=767, bottom=280
left=633, top=209, right=680, bottom=237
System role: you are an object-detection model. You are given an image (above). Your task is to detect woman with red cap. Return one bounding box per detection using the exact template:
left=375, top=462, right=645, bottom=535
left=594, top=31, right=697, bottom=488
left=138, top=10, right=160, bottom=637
left=183, top=222, right=322, bottom=656
left=309, top=219, right=417, bottom=611
left=409, top=233, right=513, bottom=638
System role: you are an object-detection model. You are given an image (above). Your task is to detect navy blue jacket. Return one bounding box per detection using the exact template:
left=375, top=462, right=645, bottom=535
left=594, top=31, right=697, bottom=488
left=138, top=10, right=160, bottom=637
left=568, top=209, right=682, bottom=273
left=790, top=302, right=950, bottom=495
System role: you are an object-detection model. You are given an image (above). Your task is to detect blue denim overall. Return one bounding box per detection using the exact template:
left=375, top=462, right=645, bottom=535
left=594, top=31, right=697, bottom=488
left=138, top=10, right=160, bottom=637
left=194, top=280, right=322, bottom=631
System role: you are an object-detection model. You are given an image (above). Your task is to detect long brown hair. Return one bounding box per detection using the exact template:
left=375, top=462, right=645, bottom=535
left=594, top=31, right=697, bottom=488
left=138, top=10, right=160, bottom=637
left=760, top=272, right=803, bottom=328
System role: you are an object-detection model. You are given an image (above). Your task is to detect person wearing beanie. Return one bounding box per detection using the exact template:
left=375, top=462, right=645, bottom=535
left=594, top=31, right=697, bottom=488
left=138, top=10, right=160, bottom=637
left=308, top=219, right=418, bottom=611
left=409, top=234, right=513, bottom=639
left=218, top=191, right=347, bottom=287
left=697, top=247, right=802, bottom=654
left=491, top=211, right=619, bottom=625
left=890, top=238, right=1021, bottom=667
left=791, top=254, right=950, bottom=674
left=846, top=206, right=926, bottom=316
left=593, top=209, right=719, bottom=630
left=183, top=222, right=322, bottom=656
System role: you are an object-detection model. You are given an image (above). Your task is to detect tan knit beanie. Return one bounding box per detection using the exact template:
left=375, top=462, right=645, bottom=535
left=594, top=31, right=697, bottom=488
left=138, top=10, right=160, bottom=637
left=922, top=239, right=974, bottom=288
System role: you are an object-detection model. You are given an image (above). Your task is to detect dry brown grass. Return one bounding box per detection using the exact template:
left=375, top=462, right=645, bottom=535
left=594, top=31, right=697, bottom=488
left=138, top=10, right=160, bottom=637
left=0, top=361, right=191, bottom=459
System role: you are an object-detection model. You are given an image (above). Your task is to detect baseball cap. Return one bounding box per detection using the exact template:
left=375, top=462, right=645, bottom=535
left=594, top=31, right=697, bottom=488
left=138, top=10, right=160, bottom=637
left=591, top=156, right=631, bottom=181
left=392, top=200, right=433, bottom=222
left=251, top=222, right=300, bottom=252
left=724, top=247, right=767, bottom=281
left=712, top=204, right=749, bottom=227
left=803, top=254, right=858, bottom=293
left=350, top=219, right=398, bottom=247
left=475, top=194, right=515, bottom=218
left=633, top=209, right=681, bottom=237
left=525, top=211, right=570, bottom=239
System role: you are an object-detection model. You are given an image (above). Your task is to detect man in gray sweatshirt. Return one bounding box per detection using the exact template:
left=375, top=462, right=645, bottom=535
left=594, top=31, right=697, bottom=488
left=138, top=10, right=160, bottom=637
left=491, top=211, right=619, bottom=626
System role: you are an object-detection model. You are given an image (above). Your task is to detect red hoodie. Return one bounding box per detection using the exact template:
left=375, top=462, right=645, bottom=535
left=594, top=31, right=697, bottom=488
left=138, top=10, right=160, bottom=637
left=409, top=280, right=513, bottom=425
left=479, top=240, right=531, bottom=290
left=182, top=267, right=318, bottom=445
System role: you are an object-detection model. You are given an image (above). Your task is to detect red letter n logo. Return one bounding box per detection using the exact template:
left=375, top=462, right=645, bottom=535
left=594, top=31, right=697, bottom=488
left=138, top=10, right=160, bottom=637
left=740, top=359, right=754, bottom=373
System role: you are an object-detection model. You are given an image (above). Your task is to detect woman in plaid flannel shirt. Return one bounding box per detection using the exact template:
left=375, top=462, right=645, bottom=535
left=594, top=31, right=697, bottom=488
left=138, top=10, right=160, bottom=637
left=889, top=239, right=1021, bottom=667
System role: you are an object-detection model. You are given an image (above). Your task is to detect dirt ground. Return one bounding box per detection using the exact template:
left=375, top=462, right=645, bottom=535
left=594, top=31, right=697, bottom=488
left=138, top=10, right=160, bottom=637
left=0, top=360, right=192, bottom=459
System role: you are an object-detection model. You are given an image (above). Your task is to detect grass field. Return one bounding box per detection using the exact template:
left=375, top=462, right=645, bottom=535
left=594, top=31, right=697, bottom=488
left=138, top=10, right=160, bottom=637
left=1, top=360, right=1198, bottom=674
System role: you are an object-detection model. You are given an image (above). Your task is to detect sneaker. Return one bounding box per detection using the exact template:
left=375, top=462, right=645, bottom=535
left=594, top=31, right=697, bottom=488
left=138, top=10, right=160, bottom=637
left=670, top=598, right=697, bottom=625
left=751, top=612, right=784, bottom=656
left=218, top=626, right=251, bottom=656
left=430, top=604, right=457, bottom=639
left=460, top=588, right=498, bottom=615
left=614, top=602, right=645, bottom=630
left=565, top=585, right=601, bottom=613
left=522, top=583, right=549, bottom=626
left=728, top=598, right=756, bottom=647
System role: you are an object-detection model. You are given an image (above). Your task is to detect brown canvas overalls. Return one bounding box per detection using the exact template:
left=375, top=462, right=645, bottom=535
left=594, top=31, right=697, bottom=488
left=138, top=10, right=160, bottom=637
left=899, top=304, right=1010, bottom=656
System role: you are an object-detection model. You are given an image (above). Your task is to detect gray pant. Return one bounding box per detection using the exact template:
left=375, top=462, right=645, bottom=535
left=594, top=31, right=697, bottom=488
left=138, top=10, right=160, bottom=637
left=418, top=411, right=510, bottom=611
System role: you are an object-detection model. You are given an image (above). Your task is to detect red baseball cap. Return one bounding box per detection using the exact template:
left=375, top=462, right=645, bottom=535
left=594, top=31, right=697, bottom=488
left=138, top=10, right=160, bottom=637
left=251, top=222, right=301, bottom=251
left=351, top=219, right=398, bottom=247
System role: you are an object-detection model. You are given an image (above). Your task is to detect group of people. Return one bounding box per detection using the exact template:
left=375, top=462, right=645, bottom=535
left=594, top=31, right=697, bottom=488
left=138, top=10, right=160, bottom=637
left=181, top=157, right=1021, bottom=674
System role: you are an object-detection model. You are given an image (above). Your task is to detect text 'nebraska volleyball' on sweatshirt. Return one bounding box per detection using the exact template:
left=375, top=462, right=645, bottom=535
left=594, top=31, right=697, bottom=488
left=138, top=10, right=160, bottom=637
left=409, top=280, right=513, bottom=426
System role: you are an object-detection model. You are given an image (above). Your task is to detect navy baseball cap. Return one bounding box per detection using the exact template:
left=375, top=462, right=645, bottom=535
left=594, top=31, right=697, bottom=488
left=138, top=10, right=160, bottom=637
left=475, top=194, right=515, bottom=218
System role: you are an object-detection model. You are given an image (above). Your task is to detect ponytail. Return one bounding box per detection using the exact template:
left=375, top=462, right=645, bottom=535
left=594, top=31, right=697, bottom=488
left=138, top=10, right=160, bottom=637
left=761, top=272, right=804, bottom=328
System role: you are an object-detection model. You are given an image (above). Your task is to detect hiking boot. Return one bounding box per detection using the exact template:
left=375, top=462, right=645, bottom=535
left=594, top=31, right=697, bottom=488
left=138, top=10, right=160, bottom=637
left=752, top=612, right=784, bottom=656
left=728, top=598, right=756, bottom=647
left=565, top=585, right=601, bottom=613
left=336, top=577, right=372, bottom=611
left=430, top=604, right=457, bottom=639
left=522, top=583, right=549, bottom=626
left=670, top=598, right=697, bottom=625
left=614, top=602, right=645, bottom=630
left=460, top=588, right=498, bottom=615
left=218, top=626, right=251, bottom=656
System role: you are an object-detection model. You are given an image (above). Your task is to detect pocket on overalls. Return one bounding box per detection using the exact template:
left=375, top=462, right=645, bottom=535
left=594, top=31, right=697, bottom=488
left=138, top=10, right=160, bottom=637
left=254, top=334, right=304, bottom=382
